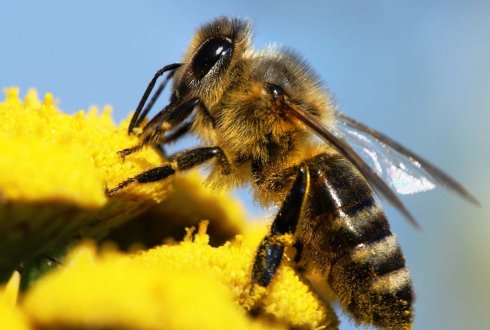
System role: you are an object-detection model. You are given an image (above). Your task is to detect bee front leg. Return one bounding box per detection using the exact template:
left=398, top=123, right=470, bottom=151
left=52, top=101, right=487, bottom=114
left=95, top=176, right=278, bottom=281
left=118, top=97, right=215, bottom=160
left=246, top=165, right=307, bottom=309
left=106, top=146, right=230, bottom=195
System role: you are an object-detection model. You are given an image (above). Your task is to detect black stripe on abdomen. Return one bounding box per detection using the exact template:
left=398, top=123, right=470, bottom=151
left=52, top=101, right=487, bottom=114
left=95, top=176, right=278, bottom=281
left=303, top=153, right=414, bottom=329
left=328, top=229, right=414, bottom=329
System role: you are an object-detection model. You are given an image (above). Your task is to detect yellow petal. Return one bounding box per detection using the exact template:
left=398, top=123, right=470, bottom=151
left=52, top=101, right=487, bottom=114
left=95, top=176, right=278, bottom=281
left=0, top=272, right=30, bottom=330
left=0, top=88, right=169, bottom=279
left=0, top=271, right=20, bottom=307
left=22, top=222, right=338, bottom=329
left=2, top=88, right=339, bottom=329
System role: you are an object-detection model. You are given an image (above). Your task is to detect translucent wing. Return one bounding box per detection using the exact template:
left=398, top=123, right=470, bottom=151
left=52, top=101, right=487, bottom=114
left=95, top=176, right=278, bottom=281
left=333, top=113, right=479, bottom=204
left=278, top=95, right=478, bottom=228
left=333, top=118, right=434, bottom=194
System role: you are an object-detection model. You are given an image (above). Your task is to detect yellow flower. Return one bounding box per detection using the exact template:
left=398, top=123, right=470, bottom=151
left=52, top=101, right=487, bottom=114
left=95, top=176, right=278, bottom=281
left=22, top=223, right=337, bottom=329
left=0, top=88, right=338, bottom=329
left=0, top=272, right=30, bottom=330
left=0, top=87, right=175, bottom=279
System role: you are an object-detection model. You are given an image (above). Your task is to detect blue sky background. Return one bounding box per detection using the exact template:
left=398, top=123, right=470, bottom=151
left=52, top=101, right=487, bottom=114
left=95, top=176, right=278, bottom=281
left=2, top=1, right=489, bottom=329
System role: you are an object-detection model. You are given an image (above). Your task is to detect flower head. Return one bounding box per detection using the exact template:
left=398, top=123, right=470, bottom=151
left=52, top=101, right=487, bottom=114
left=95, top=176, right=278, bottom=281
left=0, top=88, right=338, bottom=330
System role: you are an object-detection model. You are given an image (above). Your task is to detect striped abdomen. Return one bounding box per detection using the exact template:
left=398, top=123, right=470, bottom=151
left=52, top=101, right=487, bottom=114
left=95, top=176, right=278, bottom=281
left=296, top=154, right=414, bottom=329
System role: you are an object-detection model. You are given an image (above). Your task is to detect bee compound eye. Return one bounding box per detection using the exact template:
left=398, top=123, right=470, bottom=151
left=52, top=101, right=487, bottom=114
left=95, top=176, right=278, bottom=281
left=191, top=37, right=233, bottom=80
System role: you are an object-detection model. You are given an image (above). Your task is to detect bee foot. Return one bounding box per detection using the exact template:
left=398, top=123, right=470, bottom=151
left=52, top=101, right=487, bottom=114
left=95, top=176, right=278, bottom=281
left=104, top=185, right=119, bottom=196
left=116, top=146, right=140, bottom=161
left=104, top=178, right=136, bottom=196
left=241, top=284, right=267, bottom=311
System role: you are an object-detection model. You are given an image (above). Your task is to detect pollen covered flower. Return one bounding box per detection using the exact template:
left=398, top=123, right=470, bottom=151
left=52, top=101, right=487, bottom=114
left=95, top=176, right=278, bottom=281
left=21, top=222, right=337, bottom=329
left=0, top=88, right=339, bottom=330
left=0, top=87, right=171, bottom=279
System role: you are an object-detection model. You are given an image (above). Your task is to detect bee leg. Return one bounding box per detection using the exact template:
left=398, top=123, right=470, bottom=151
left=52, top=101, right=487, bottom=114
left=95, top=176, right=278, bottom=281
left=163, top=122, right=193, bottom=145
left=106, top=146, right=230, bottom=195
left=152, top=122, right=194, bottom=159
left=118, top=122, right=180, bottom=160
left=247, top=165, right=307, bottom=307
left=128, top=62, right=182, bottom=134
left=118, top=98, right=214, bottom=160
left=118, top=101, right=194, bottom=160
left=132, top=65, right=181, bottom=131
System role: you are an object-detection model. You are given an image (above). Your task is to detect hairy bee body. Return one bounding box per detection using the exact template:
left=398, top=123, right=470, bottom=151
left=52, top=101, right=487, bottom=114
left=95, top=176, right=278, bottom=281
left=109, top=16, right=477, bottom=330
left=181, top=26, right=413, bottom=327
left=192, top=49, right=333, bottom=198
left=297, top=153, right=412, bottom=328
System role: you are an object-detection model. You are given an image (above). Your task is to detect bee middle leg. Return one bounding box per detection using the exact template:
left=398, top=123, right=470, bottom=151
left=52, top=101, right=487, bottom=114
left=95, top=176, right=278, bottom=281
left=106, top=146, right=230, bottom=195
left=247, top=164, right=307, bottom=305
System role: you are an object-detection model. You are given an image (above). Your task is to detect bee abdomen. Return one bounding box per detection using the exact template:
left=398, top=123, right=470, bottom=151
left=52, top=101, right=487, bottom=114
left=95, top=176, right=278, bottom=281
left=328, top=210, right=414, bottom=329
left=302, top=155, right=414, bottom=328
left=298, top=155, right=414, bottom=328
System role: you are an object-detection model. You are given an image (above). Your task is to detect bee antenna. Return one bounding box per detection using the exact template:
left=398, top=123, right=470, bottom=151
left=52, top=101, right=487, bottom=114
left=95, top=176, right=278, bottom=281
left=128, top=63, right=182, bottom=134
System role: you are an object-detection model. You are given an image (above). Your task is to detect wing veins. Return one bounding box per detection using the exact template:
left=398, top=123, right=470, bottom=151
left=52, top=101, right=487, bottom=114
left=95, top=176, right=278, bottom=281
left=337, top=113, right=480, bottom=206
left=285, top=104, right=420, bottom=228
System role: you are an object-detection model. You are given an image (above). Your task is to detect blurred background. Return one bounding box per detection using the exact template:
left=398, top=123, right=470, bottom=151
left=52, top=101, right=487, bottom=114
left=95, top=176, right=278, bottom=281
left=1, top=1, right=489, bottom=329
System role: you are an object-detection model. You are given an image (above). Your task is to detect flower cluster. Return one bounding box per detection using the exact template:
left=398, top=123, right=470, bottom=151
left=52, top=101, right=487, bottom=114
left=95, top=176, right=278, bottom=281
left=0, top=88, right=338, bottom=330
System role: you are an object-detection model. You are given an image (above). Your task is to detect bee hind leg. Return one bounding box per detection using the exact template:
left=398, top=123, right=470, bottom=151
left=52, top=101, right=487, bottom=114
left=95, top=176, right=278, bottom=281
left=105, top=146, right=230, bottom=195
left=246, top=165, right=307, bottom=308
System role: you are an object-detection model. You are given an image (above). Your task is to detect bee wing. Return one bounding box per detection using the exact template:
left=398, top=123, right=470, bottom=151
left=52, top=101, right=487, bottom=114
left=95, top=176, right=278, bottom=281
left=286, top=101, right=479, bottom=227
left=285, top=103, right=420, bottom=228
left=334, top=113, right=479, bottom=205
left=332, top=116, right=435, bottom=195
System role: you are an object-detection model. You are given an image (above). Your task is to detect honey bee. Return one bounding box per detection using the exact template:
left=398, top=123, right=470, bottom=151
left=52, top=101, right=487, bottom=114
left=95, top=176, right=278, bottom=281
left=106, top=17, right=479, bottom=329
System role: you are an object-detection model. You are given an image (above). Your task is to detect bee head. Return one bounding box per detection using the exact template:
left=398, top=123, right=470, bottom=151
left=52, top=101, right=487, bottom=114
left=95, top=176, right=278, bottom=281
left=173, top=17, right=252, bottom=105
